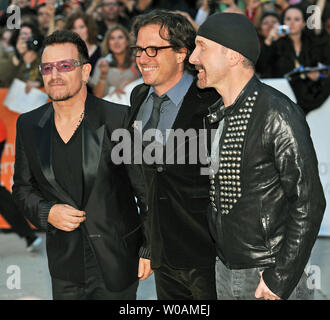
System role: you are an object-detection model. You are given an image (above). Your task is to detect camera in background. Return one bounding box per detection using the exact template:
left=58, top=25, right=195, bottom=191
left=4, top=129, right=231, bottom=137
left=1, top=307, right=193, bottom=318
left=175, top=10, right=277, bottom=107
left=277, top=25, right=290, bottom=35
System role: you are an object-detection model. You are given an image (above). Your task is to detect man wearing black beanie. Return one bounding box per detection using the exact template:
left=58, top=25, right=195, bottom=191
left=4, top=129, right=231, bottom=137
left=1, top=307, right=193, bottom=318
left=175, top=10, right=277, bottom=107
left=189, top=12, right=325, bottom=300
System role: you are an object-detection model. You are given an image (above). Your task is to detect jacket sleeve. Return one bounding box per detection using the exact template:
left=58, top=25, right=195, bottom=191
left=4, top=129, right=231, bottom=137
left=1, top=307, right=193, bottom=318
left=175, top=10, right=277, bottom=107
left=121, top=104, right=151, bottom=259
left=125, top=161, right=150, bottom=259
left=12, top=116, right=56, bottom=231
left=262, top=101, right=326, bottom=299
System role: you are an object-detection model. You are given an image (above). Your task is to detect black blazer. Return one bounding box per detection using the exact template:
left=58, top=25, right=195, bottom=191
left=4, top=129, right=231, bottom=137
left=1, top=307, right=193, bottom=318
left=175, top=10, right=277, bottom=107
left=127, top=80, right=219, bottom=269
left=12, top=93, right=147, bottom=291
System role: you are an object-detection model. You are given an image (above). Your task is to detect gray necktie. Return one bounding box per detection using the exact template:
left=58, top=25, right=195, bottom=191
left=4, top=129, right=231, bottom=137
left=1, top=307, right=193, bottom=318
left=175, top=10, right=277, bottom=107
left=143, top=93, right=169, bottom=133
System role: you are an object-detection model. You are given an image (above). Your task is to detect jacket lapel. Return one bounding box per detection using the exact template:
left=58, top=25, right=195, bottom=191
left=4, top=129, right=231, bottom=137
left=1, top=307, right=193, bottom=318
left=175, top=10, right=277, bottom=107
left=81, top=94, right=105, bottom=208
left=127, top=84, right=149, bottom=129
left=35, top=104, right=77, bottom=207
left=171, top=81, right=207, bottom=131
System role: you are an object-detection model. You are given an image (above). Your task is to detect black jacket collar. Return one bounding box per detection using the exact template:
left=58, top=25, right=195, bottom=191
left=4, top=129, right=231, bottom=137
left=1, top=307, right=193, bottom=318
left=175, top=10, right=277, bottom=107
left=207, top=75, right=259, bottom=124
left=35, top=93, right=105, bottom=209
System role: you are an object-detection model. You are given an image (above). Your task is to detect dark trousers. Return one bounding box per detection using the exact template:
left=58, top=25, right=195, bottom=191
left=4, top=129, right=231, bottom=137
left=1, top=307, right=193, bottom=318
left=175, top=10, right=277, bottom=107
left=0, top=185, right=35, bottom=238
left=153, top=263, right=217, bottom=300
left=51, top=235, right=138, bottom=300
left=215, top=257, right=314, bottom=300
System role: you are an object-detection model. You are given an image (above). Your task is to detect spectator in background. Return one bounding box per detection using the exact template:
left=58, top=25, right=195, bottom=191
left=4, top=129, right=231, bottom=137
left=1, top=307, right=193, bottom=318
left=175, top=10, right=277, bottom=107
left=195, top=0, right=254, bottom=27
left=12, top=0, right=30, bottom=8
left=54, top=14, right=67, bottom=31
left=257, top=11, right=281, bottom=41
left=0, top=119, right=42, bottom=253
left=257, top=6, right=330, bottom=113
left=0, top=28, right=14, bottom=58
left=325, top=16, right=330, bottom=36
left=65, top=11, right=101, bottom=76
left=0, top=22, right=44, bottom=91
left=123, top=0, right=159, bottom=19
left=90, top=25, right=140, bottom=98
left=37, top=2, right=59, bottom=36
left=95, top=0, right=131, bottom=41
left=61, top=0, right=83, bottom=16
left=255, top=12, right=281, bottom=75
left=274, top=0, right=290, bottom=15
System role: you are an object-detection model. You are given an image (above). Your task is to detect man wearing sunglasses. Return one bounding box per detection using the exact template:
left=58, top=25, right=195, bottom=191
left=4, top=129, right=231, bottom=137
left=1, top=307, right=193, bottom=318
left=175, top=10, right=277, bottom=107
left=12, top=30, right=151, bottom=299
left=127, top=10, right=220, bottom=300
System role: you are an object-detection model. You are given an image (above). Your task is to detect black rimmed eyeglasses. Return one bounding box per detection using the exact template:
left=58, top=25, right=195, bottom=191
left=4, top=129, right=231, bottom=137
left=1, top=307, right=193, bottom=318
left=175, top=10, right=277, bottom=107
left=131, top=46, right=175, bottom=58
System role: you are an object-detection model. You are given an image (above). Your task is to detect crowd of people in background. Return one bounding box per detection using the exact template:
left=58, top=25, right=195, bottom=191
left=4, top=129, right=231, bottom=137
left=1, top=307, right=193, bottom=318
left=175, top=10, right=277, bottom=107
left=0, top=0, right=330, bottom=111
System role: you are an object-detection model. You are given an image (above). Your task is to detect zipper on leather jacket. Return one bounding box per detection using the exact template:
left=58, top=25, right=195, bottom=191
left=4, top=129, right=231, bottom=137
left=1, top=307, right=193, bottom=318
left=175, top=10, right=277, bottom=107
left=261, top=216, right=270, bottom=250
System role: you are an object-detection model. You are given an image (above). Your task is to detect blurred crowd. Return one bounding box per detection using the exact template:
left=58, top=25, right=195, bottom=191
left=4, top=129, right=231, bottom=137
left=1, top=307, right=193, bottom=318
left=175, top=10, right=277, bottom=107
left=0, top=0, right=329, bottom=113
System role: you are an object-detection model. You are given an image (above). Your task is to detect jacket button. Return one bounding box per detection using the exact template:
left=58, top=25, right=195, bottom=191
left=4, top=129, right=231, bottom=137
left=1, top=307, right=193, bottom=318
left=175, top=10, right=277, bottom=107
left=157, top=166, right=164, bottom=173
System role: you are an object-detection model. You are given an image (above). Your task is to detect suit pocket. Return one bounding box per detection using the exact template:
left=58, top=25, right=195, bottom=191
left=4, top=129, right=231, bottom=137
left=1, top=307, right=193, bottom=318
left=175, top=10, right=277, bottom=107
left=122, top=225, right=142, bottom=251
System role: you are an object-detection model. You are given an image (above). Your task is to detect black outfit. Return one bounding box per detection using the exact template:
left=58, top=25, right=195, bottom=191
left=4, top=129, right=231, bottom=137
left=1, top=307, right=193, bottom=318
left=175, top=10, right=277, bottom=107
left=0, top=139, right=38, bottom=246
left=12, top=94, right=149, bottom=299
left=205, top=75, right=326, bottom=299
left=89, top=46, right=102, bottom=77
left=128, top=80, right=220, bottom=300
left=256, top=31, right=330, bottom=114
left=87, top=46, right=102, bottom=94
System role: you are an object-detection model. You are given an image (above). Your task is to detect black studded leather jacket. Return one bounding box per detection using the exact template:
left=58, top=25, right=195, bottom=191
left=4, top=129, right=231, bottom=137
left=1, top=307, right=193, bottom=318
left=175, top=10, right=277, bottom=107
left=204, top=75, right=326, bottom=299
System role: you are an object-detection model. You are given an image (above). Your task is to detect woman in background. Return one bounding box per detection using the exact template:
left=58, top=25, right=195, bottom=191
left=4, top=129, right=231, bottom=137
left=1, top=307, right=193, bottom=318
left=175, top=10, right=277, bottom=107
left=257, top=6, right=330, bottom=113
left=65, top=11, right=101, bottom=76
left=90, top=25, right=140, bottom=99
left=255, top=12, right=281, bottom=76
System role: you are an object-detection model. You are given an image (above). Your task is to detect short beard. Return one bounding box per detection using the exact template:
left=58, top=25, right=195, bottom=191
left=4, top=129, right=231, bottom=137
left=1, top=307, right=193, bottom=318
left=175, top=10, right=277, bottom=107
left=48, top=81, right=83, bottom=102
left=49, top=94, right=74, bottom=102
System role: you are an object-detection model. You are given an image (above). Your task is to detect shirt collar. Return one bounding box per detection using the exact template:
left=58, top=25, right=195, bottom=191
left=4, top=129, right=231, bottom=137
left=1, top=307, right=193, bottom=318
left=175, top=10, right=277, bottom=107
left=146, top=71, right=194, bottom=106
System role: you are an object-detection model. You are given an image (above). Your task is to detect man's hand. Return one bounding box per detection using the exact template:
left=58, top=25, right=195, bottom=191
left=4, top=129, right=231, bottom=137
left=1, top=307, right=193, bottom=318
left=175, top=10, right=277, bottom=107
left=138, top=258, right=153, bottom=281
left=255, top=271, right=281, bottom=300
left=48, top=204, right=86, bottom=232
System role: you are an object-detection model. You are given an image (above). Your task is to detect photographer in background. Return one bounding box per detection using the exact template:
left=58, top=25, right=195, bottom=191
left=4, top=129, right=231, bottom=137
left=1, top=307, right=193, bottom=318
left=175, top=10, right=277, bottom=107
left=0, top=22, right=44, bottom=92
left=257, top=6, right=330, bottom=113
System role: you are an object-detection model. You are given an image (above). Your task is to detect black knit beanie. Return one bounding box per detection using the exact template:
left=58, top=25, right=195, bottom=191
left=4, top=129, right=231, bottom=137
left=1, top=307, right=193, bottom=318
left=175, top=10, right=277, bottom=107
left=197, top=13, right=260, bottom=65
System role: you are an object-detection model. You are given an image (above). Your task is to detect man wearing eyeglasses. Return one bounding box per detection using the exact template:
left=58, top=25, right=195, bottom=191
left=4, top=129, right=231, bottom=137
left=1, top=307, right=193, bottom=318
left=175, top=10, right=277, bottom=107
left=12, top=30, right=152, bottom=300
left=127, top=10, right=220, bottom=300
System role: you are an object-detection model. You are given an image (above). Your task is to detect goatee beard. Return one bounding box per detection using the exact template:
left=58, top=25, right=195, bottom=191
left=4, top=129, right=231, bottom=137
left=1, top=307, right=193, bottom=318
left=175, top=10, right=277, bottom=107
left=49, top=94, right=74, bottom=102
left=48, top=81, right=83, bottom=102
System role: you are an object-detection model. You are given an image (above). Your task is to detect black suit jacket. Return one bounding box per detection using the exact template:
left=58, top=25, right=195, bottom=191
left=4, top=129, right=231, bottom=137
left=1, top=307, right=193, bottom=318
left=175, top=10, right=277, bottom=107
left=127, top=80, right=219, bottom=269
left=12, top=93, right=148, bottom=291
